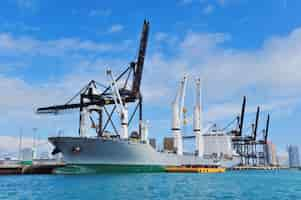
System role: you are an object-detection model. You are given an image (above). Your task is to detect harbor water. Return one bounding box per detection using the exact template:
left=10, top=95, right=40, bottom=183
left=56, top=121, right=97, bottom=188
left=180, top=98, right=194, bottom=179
left=0, top=170, right=300, bottom=200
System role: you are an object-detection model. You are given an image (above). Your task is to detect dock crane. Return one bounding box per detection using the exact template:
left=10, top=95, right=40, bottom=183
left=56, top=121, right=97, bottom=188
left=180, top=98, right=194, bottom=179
left=230, top=96, right=246, bottom=138
left=231, top=96, right=246, bottom=160
left=230, top=96, right=271, bottom=166
left=247, top=106, right=260, bottom=165
left=255, top=114, right=270, bottom=165
left=252, top=106, right=260, bottom=141
left=36, top=20, right=150, bottom=138
left=256, top=115, right=270, bottom=144
left=264, top=114, right=270, bottom=144
left=263, top=114, right=270, bottom=165
left=238, top=96, right=246, bottom=137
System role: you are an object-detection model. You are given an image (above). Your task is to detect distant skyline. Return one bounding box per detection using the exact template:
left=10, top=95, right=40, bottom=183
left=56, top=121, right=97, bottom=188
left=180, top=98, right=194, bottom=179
left=1, top=0, right=301, bottom=155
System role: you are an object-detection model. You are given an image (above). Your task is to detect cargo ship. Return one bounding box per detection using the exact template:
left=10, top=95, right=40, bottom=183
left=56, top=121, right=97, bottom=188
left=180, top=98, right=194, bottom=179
left=37, top=20, right=240, bottom=173
left=49, top=136, right=239, bottom=173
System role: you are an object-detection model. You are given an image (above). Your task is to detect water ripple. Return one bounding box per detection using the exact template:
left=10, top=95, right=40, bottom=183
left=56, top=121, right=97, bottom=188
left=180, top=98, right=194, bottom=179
left=0, top=170, right=301, bottom=200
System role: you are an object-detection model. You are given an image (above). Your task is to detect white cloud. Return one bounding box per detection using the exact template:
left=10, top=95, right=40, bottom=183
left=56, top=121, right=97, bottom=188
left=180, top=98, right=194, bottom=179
left=16, top=0, right=33, bottom=8
left=155, top=32, right=169, bottom=42
left=197, top=28, right=301, bottom=100
left=1, top=21, right=40, bottom=32
left=0, top=32, right=130, bottom=56
left=142, top=27, right=301, bottom=125
left=0, top=55, right=137, bottom=130
left=217, top=0, right=226, bottom=6
left=89, top=9, right=111, bottom=17
left=0, top=64, right=10, bottom=72
left=154, top=32, right=178, bottom=47
left=200, top=0, right=235, bottom=7
left=108, top=24, right=124, bottom=33
left=282, top=0, right=287, bottom=9
left=202, top=4, right=214, bottom=15
left=142, top=28, right=301, bottom=105
left=1, top=27, right=301, bottom=109
left=178, top=0, right=194, bottom=5
left=0, top=75, right=69, bottom=119
left=15, top=0, right=37, bottom=11
left=180, top=32, right=230, bottom=57
left=204, top=97, right=301, bottom=123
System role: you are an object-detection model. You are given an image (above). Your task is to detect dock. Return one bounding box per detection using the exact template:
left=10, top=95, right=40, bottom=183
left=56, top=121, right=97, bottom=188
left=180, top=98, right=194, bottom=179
left=0, top=160, right=65, bottom=175
left=229, top=166, right=288, bottom=171
left=0, top=164, right=22, bottom=174
left=165, top=166, right=226, bottom=173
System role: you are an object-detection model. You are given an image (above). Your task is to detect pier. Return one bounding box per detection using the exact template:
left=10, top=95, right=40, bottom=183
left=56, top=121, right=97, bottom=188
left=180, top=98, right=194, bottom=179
left=229, top=166, right=289, bottom=171
left=0, top=161, right=65, bottom=175
left=165, top=165, right=226, bottom=173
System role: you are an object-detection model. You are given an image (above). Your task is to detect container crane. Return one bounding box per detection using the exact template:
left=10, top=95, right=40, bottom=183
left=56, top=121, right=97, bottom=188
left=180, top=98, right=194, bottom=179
left=256, top=114, right=270, bottom=165
left=239, top=96, right=246, bottom=137
left=264, top=114, right=270, bottom=144
left=253, top=106, right=260, bottom=141
left=230, top=96, right=246, bottom=138
left=257, top=114, right=270, bottom=144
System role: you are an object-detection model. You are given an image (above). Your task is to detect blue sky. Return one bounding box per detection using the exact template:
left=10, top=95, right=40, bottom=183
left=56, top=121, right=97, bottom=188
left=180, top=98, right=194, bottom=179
left=0, top=0, right=301, bottom=155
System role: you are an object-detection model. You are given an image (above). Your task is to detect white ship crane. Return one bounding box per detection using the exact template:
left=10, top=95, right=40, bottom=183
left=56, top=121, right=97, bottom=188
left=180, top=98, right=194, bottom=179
left=193, top=78, right=204, bottom=157
left=107, top=69, right=129, bottom=139
left=172, top=75, right=187, bottom=155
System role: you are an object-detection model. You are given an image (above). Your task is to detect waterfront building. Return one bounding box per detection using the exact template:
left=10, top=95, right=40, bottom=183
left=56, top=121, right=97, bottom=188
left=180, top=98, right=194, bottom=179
left=265, top=141, right=278, bottom=166
left=287, top=145, right=300, bottom=168
left=277, top=152, right=289, bottom=167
